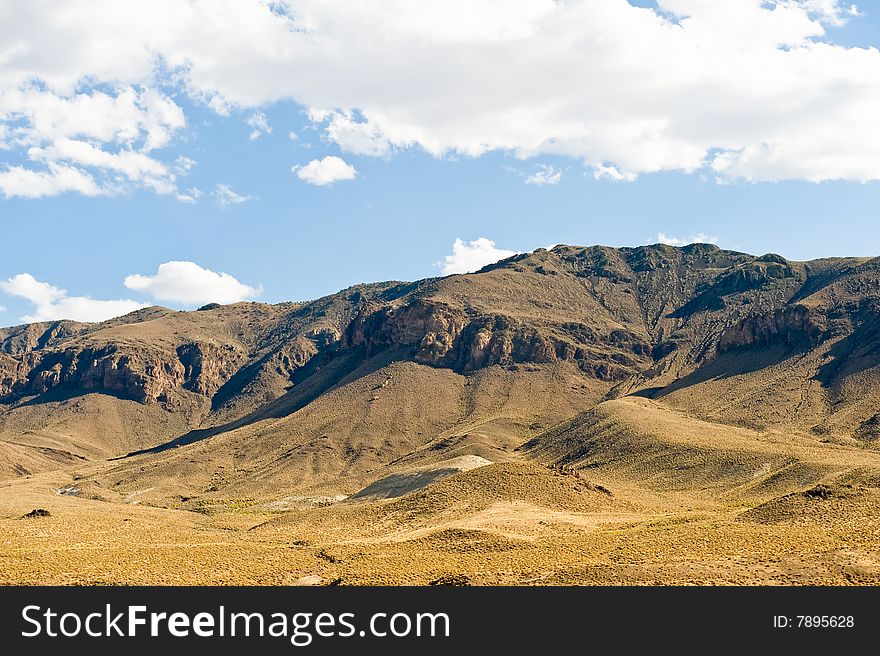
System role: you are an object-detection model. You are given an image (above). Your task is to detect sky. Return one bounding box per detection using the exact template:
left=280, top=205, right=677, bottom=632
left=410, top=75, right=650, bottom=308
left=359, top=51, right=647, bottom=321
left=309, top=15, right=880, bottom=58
left=1, top=0, right=879, bottom=325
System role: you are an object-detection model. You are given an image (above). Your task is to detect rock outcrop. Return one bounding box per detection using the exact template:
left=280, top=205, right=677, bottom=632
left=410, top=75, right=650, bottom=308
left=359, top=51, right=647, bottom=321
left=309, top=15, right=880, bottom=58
left=342, top=298, right=651, bottom=380
left=718, top=305, right=825, bottom=351
left=0, top=342, right=248, bottom=405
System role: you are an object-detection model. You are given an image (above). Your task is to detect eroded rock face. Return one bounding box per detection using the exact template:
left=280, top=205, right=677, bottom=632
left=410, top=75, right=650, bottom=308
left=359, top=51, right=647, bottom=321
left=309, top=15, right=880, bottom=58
left=0, top=321, right=82, bottom=355
left=344, top=300, right=468, bottom=361
left=0, top=353, right=37, bottom=398
left=343, top=299, right=651, bottom=380
left=0, top=342, right=249, bottom=405
left=718, top=305, right=825, bottom=351
left=176, top=342, right=247, bottom=396
left=0, top=345, right=183, bottom=403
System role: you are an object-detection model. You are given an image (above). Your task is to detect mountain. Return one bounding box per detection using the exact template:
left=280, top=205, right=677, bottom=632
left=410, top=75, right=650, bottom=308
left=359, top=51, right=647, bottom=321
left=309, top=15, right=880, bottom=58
left=1, top=243, right=879, bottom=585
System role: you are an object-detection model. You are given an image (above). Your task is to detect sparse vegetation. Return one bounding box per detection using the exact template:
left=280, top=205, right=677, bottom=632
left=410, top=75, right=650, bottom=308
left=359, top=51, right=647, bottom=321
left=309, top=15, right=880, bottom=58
left=1, top=244, right=879, bottom=585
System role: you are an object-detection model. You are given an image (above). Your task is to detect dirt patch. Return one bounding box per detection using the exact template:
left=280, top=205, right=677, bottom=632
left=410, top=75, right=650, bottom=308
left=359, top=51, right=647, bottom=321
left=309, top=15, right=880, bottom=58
left=804, top=484, right=833, bottom=500
left=429, top=574, right=471, bottom=586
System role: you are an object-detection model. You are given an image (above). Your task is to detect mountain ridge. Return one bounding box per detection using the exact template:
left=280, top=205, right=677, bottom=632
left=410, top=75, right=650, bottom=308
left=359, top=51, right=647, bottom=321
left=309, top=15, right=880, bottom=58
left=2, top=242, right=880, bottom=585
left=1, top=241, right=879, bottom=486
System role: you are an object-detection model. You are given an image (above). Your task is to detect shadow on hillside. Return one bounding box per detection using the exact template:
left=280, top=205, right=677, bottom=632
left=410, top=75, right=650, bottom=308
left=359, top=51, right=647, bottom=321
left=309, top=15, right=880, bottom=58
left=814, top=323, right=880, bottom=387
left=350, top=468, right=459, bottom=500
left=111, top=345, right=416, bottom=459
left=10, top=386, right=131, bottom=408
left=644, top=342, right=811, bottom=399
left=628, top=386, right=666, bottom=399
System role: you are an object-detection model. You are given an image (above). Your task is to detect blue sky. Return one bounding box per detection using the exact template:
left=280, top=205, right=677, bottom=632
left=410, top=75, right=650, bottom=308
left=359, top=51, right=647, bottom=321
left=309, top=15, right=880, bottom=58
left=1, top=1, right=879, bottom=324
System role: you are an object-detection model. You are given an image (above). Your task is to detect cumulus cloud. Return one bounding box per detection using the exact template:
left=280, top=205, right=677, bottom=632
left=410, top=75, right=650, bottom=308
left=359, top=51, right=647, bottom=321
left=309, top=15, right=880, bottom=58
left=438, top=238, right=518, bottom=275
left=0, top=163, right=102, bottom=198
left=246, top=111, right=271, bottom=140
left=0, top=84, right=187, bottom=198
left=27, top=138, right=177, bottom=195
left=176, top=186, right=203, bottom=204
left=322, top=111, right=391, bottom=156
left=592, top=164, right=638, bottom=182
left=213, top=183, right=254, bottom=207
left=0, top=86, right=183, bottom=150
left=173, top=156, right=196, bottom=174
left=525, top=164, right=561, bottom=186
left=0, top=0, right=877, bottom=187
left=293, top=156, right=357, bottom=185
left=0, top=273, right=147, bottom=323
left=0, top=262, right=262, bottom=322
left=124, top=261, right=261, bottom=305
left=655, top=232, right=720, bottom=247
left=797, top=0, right=863, bottom=26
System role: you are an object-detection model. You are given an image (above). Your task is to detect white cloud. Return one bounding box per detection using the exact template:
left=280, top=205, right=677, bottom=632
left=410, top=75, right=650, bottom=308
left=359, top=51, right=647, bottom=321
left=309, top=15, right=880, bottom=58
left=173, top=156, right=196, bottom=174
left=288, top=130, right=299, bottom=143
left=27, top=138, right=177, bottom=195
left=124, top=261, right=261, bottom=305
left=525, top=164, right=561, bottom=186
left=592, top=164, right=638, bottom=182
left=0, top=86, right=183, bottom=150
left=213, top=183, right=254, bottom=207
left=847, top=4, right=864, bottom=17
left=0, top=304, right=6, bottom=313
left=0, top=0, right=878, bottom=185
left=655, top=232, right=720, bottom=247
left=0, top=273, right=147, bottom=323
left=437, top=238, right=518, bottom=275
left=795, top=0, right=863, bottom=26
left=207, top=95, right=232, bottom=117
left=0, top=163, right=102, bottom=199
left=322, top=111, right=391, bottom=156
left=0, top=262, right=261, bottom=323
left=176, top=186, right=202, bottom=204
left=246, top=111, right=271, bottom=140
left=293, top=155, right=357, bottom=185
left=0, top=84, right=187, bottom=198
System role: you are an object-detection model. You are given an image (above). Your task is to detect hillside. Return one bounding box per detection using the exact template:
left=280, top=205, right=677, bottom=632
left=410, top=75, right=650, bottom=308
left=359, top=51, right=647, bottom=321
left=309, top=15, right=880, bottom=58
left=1, top=242, right=879, bottom=585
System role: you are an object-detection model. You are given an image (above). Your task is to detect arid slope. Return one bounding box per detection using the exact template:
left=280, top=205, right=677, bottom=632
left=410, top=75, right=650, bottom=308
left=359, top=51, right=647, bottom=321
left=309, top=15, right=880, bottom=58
left=1, top=243, right=879, bottom=584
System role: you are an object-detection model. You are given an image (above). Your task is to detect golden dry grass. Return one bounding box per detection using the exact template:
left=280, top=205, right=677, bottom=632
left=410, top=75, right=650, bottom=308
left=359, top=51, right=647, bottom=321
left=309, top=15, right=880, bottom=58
left=1, top=396, right=878, bottom=586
